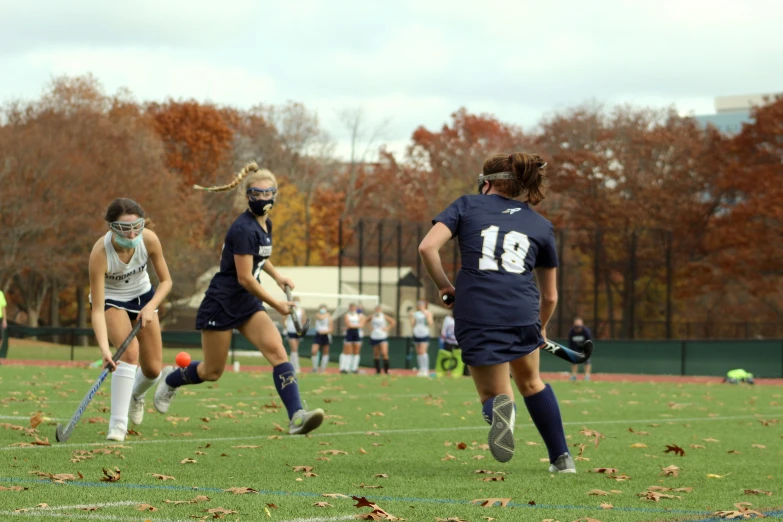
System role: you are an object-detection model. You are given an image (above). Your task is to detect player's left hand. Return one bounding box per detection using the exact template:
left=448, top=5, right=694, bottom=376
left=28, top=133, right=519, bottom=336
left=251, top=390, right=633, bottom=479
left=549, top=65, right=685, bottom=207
left=276, top=276, right=295, bottom=292
left=137, top=306, right=155, bottom=328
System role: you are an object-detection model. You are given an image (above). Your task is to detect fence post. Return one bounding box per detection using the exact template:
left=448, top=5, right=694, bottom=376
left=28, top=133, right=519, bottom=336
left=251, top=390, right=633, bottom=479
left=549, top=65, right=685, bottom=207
left=666, top=230, right=673, bottom=340
left=358, top=220, right=364, bottom=296
left=680, top=341, right=687, bottom=376
left=377, top=220, right=383, bottom=304
left=396, top=222, right=403, bottom=336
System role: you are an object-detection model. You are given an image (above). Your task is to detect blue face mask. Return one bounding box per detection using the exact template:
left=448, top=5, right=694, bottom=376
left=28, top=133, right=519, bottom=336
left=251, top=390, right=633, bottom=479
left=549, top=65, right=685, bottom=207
left=115, top=234, right=143, bottom=249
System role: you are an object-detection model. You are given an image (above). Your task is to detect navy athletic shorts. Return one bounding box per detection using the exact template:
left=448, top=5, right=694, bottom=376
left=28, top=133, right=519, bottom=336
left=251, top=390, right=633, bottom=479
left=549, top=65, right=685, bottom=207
left=287, top=332, right=299, bottom=339
left=195, top=296, right=265, bottom=331
left=104, top=287, right=155, bottom=322
left=313, top=333, right=331, bottom=346
left=413, top=335, right=429, bottom=344
left=345, top=328, right=361, bottom=343
left=456, top=319, right=543, bottom=367
left=370, top=338, right=388, bottom=346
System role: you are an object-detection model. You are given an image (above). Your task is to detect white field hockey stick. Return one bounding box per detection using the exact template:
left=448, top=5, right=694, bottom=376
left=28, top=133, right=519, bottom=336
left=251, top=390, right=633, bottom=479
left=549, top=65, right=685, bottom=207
left=55, top=320, right=142, bottom=443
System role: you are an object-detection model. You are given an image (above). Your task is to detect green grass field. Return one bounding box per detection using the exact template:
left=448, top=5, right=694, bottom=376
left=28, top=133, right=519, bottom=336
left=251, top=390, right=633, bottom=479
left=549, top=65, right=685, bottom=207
left=0, top=364, right=781, bottom=522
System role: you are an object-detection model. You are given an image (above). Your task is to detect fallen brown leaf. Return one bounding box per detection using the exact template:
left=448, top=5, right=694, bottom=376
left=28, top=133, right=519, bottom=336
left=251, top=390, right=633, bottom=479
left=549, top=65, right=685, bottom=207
left=224, top=487, right=257, bottom=494
left=29, top=412, right=44, bottom=429
left=744, top=489, right=772, bottom=496
left=442, top=453, right=456, bottom=461
left=149, top=473, right=175, bottom=481
left=587, top=490, right=609, bottom=496
left=579, top=428, right=606, bottom=448
left=136, top=504, right=158, bottom=511
left=180, top=458, right=197, bottom=464
left=292, top=466, right=313, bottom=472
left=630, top=443, right=648, bottom=448
left=599, top=502, right=614, bottom=509
left=659, top=465, right=680, bottom=477
left=313, top=501, right=332, bottom=507
left=590, top=468, right=618, bottom=474
left=100, top=467, right=121, bottom=482
left=471, top=498, right=511, bottom=507
left=664, top=444, right=686, bottom=457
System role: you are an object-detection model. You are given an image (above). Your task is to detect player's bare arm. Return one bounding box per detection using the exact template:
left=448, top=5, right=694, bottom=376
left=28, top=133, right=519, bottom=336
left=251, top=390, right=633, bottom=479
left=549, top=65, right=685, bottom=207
left=235, top=255, right=293, bottom=316
left=262, top=259, right=295, bottom=291
left=88, top=239, right=116, bottom=371
left=418, top=222, right=456, bottom=305
left=140, top=229, right=173, bottom=327
left=535, top=267, right=558, bottom=340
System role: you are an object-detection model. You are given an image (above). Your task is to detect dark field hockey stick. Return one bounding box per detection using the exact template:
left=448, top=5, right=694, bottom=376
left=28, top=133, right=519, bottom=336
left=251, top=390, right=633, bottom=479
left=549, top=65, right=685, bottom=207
left=285, top=285, right=310, bottom=337
left=55, top=320, right=143, bottom=443
left=441, top=294, right=593, bottom=364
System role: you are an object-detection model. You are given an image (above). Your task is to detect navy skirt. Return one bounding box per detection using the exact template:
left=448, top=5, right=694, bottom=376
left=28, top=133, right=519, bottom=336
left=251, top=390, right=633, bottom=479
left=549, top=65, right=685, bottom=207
left=456, top=319, right=543, bottom=367
left=313, top=333, right=331, bottom=346
left=195, top=296, right=265, bottom=331
left=104, top=287, right=155, bottom=321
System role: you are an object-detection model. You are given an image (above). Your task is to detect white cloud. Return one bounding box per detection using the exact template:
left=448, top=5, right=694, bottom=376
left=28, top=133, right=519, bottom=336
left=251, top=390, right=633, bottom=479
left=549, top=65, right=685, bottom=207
left=2, top=0, right=783, bottom=161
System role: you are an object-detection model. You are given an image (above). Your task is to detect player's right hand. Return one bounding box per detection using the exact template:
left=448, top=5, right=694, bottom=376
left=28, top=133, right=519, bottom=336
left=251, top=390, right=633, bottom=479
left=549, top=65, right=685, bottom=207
left=101, top=349, right=117, bottom=372
left=273, top=300, right=295, bottom=316
left=438, top=286, right=456, bottom=309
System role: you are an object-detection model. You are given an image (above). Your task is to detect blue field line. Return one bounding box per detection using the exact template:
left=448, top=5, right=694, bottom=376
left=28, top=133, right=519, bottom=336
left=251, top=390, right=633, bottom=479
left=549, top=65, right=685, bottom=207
left=0, top=476, right=719, bottom=515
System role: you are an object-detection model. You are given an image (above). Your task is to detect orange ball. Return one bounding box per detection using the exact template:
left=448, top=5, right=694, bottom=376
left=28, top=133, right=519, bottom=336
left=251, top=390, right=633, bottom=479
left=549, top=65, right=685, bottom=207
left=175, top=351, right=191, bottom=368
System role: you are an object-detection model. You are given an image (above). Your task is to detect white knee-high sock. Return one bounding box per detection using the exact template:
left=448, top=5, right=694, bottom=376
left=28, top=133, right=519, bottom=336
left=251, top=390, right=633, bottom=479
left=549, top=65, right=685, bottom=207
left=321, top=353, right=330, bottom=372
left=312, top=353, right=320, bottom=370
left=110, top=362, right=137, bottom=428
left=132, top=366, right=160, bottom=400
left=290, top=351, right=300, bottom=373
left=422, top=353, right=430, bottom=372
left=351, top=354, right=361, bottom=371
left=417, top=354, right=425, bottom=371
left=339, top=353, right=348, bottom=371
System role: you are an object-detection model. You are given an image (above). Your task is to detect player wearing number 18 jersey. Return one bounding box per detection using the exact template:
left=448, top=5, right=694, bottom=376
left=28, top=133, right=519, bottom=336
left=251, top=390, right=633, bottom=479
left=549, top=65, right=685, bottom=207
left=153, top=163, right=324, bottom=436
left=419, top=152, right=574, bottom=473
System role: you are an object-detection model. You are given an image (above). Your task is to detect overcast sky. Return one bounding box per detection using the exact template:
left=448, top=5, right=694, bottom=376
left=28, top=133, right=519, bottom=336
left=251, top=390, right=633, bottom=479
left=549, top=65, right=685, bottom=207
left=2, top=0, right=782, bottom=159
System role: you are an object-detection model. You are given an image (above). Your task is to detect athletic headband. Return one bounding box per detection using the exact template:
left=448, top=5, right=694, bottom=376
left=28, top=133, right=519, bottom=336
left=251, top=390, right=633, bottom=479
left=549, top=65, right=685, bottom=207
left=477, top=171, right=514, bottom=193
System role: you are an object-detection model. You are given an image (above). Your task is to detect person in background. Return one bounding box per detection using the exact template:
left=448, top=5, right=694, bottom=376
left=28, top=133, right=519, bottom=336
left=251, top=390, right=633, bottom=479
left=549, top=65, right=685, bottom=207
left=568, top=317, right=593, bottom=381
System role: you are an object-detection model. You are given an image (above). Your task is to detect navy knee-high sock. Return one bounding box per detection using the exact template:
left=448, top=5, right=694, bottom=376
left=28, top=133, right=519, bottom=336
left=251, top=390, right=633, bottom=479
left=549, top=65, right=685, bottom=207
left=524, top=383, right=569, bottom=463
left=166, top=362, right=203, bottom=388
left=273, top=362, right=303, bottom=420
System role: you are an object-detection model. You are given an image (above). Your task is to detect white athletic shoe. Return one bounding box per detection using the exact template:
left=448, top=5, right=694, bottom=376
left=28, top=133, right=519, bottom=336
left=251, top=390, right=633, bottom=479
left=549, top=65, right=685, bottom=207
left=153, top=366, right=178, bottom=414
left=106, top=424, right=127, bottom=442
left=128, top=396, right=145, bottom=425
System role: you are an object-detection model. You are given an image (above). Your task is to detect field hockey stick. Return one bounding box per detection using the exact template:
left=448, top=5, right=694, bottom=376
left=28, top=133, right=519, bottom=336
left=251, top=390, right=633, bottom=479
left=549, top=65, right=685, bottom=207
left=55, top=320, right=143, bottom=443
left=284, top=285, right=310, bottom=337
left=441, top=294, right=593, bottom=364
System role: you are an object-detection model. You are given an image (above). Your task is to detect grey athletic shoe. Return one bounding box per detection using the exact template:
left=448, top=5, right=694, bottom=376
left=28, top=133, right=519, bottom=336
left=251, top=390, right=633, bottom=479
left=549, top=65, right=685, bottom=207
left=548, top=453, right=577, bottom=473
left=488, top=394, right=516, bottom=463
left=289, top=407, right=325, bottom=435
left=153, top=366, right=178, bottom=414
left=128, top=396, right=145, bottom=425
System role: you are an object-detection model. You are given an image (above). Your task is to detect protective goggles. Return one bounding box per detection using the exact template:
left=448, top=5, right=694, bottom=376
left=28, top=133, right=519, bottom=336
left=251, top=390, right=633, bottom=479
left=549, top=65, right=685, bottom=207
left=110, top=218, right=145, bottom=237
left=246, top=187, right=277, bottom=200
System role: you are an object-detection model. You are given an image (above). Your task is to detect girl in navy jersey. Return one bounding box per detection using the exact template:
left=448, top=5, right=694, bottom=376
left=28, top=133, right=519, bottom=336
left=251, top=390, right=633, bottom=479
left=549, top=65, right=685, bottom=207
left=419, top=152, right=574, bottom=472
left=154, top=163, right=324, bottom=435
left=88, top=198, right=173, bottom=442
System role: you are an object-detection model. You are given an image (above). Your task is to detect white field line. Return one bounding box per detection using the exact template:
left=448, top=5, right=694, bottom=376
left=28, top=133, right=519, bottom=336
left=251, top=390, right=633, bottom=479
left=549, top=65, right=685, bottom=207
left=0, top=413, right=778, bottom=452
left=0, top=500, right=191, bottom=521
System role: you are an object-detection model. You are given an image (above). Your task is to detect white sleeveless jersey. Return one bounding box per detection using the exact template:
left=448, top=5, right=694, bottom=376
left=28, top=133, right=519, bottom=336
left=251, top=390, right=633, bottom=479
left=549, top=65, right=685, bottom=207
left=95, top=231, right=152, bottom=302
left=315, top=314, right=330, bottom=333
left=370, top=313, right=389, bottom=340
left=441, top=315, right=457, bottom=345
left=285, top=309, right=304, bottom=333
left=413, top=310, right=430, bottom=338
left=345, top=312, right=361, bottom=329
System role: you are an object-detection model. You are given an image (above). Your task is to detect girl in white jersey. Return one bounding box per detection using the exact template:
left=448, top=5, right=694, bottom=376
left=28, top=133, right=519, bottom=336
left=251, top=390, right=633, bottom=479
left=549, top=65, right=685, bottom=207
left=369, top=305, right=396, bottom=375
left=410, top=300, right=434, bottom=377
left=88, top=198, right=173, bottom=442
left=283, top=297, right=306, bottom=374
left=339, top=303, right=366, bottom=374
left=311, top=304, right=333, bottom=373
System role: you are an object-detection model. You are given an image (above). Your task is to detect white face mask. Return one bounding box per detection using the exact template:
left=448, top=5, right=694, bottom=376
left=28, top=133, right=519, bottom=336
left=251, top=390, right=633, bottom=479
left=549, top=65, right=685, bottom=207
left=319, top=308, right=326, bottom=314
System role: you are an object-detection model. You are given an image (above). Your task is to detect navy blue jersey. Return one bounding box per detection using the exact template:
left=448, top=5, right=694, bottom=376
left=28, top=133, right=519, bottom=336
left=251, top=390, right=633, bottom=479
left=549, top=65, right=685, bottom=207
left=568, top=326, right=592, bottom=350
left=433, top=194, right=558, bottom=327
left=204, top=211, right=273, bottom=315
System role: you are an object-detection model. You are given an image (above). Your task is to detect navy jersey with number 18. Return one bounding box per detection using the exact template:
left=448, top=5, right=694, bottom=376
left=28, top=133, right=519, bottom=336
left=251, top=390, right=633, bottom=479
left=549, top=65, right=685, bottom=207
left=433, top=194, right=558, bottom=327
